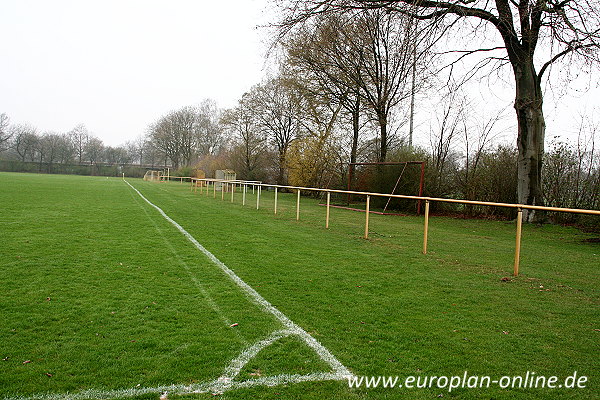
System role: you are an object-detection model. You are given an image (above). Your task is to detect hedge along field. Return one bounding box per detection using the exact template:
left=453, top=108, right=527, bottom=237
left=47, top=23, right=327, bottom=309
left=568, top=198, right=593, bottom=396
left=0, top=172, right=598, bottom=399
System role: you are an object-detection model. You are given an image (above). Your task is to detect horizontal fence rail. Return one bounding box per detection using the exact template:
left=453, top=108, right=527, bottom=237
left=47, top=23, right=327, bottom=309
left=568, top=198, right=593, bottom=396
left=187, top=178, right=600, bottom=277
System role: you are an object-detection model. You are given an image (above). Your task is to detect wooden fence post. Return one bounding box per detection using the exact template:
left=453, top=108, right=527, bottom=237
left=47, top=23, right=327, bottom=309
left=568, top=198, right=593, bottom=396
left=231, top=184, right=235, bottom=202
left=514, top=208, right=523, bottom=276
left=243, top=184, right=246, bottom=206
left=364, top=195, right=370, bottom=239
left=274, top=188, right=278, bottom=214
left=296, top=190, right=301, bottom=221
left=423, top=200, right=430, bottom=254
left=256, top=186, right=260, bottom=209
left=326, top=192, right=331, bottom=229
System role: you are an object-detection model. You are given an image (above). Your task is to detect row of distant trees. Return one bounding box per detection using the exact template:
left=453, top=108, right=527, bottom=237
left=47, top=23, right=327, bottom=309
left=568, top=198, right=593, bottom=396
left=0, top=114, right=166, bottom=167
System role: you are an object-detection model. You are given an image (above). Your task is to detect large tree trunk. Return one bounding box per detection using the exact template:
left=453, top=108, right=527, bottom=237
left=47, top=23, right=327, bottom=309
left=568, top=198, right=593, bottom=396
left=350, top=96, right=360, bottom=165
left=378, top=113, right=388, bottom=162
left=513, top=59, right=545, bottom=222
left=277, top=150, right=286, bottom=185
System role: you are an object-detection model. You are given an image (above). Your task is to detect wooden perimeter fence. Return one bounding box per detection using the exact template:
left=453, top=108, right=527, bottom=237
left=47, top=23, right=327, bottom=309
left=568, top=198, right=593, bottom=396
left=187, top=178, right=600, bottom=277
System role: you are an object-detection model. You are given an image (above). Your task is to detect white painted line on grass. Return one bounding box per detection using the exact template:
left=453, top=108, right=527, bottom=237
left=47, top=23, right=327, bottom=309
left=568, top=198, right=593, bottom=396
left=5, top=372, right=347, bottom=400
left=4, top=182, right=352, bottom=400
left=123, top=180, right=351, bottom=379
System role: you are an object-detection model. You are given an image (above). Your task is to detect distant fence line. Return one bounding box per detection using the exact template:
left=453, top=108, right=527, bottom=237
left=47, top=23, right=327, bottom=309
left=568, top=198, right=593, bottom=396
left=186, top=178, right=600, bottom=278
left=0, top=160, right=166, bottom=178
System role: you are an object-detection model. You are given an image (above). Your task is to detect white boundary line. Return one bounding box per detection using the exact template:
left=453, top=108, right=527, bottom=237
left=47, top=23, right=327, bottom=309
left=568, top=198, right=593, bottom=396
left=4, top=181, right=352, bottom=400
left=123, top=181, right=351, bottom=377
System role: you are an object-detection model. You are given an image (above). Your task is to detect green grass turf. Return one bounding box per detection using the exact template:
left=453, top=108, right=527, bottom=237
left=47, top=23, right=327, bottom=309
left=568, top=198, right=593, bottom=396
left=1, top=172, right=598, bottom=399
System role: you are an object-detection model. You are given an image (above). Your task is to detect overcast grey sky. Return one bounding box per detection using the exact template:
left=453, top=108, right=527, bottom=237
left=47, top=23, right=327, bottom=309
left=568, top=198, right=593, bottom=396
left=1, top=0, right=597, bottom=149
left=0, top=0, right=272, bottom=146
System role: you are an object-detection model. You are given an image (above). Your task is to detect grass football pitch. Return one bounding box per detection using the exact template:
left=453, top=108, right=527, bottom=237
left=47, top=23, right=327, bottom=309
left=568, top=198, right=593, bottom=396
left=0, top=172, right=598, bottom=399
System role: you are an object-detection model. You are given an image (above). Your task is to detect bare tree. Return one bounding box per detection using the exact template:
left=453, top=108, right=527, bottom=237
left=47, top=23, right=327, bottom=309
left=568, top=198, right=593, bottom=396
left=250, top=79, right=301, bottom=185
left=84, top=137, right=105, bottom=164
left=460, top=106, right=508, bottom=202
left=69, top=124, right=89, bottom=164
left=543, top=114, right=599, bottom=212
left=0, top=113, right=11, bottom=152
left=149, top=107, right=195, bottom=169
left=355, top=9, right=420, bottom=162
left=221, top=93, right=268, bottom=180
left=428, top=88, right=465, bottom=196
left=196, top=99, right=224, bottom=157
left=147, top=102, right=223, bottom=169
left=278, top=0, right=600, bottom=220
left=172, top=106, right=197, bottom=166
left=285, top=15, right=366, bottom=167
left=39, top=133, right=64, bottom=165
left=126, top=135, right=146, bottom=165
left=104, top=146, right=130, bottom=165
left=142, top=138, right=164, bottom=167
left=284, top=10, right=422, bottom=162
left=10, top=124, right=38, bottom=162
left=56, top=134, right=75, bottom=164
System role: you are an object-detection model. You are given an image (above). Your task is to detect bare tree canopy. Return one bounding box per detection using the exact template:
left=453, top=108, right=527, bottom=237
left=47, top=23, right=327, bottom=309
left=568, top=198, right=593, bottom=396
left=0, top=113, right=11, bottom=152
left=276, top=0, right=600, bottom=221
left=249, top=78, right=302, bottom=185
left=69, top=124, right=89, bottom=164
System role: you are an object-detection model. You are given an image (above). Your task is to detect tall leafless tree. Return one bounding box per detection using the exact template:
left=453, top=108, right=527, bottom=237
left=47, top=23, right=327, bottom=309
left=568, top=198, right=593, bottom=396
left=195, top=99, right=223, bottom=157
left=11, top=124, right=38, bottom=162
left=69, top=124, right=89, bottom=164
left=84, top=137, right=105, bottom=164
left=149, top=107, right=197, bottom=168
left=221, top=93, right=268, bottom=180
left=250, top=79, right=301, bottom=185
left=285, top=15, right=366, bottom=167
left=0, top=113, right=11, bottom=152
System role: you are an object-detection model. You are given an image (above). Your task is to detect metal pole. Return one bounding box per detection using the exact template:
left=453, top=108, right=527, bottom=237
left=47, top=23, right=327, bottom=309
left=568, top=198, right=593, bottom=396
left=274, top=188, right=278, bottom=214
left=364, top=195, right=370, bottom=239
left=231, top=183, right=235, bottom=202
left=423, top=200, right=430, bottom=254
left=514, top=208, right=523, bottom=276
left=296, top=190, right=300, bottom=221
left=213, top=181, right=216, bottom=198
left=243, top=184, right=246, bottom=206
left=326, top=192, right=331, bottom=229
left=408, top=25, right=416, bottom=150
